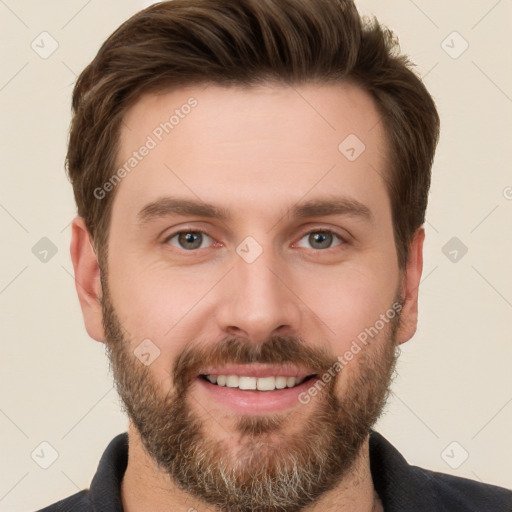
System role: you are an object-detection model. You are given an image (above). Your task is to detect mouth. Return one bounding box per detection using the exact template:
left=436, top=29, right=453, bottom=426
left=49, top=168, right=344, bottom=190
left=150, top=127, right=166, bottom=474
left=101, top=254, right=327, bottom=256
left=195, top=365, right=320, bottom=415
left=198, top=373, right=317, bottom=391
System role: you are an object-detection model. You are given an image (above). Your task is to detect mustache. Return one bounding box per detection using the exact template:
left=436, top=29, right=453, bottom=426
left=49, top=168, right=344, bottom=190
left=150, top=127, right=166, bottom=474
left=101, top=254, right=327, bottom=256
left=172, top=334, right=338, bottom=394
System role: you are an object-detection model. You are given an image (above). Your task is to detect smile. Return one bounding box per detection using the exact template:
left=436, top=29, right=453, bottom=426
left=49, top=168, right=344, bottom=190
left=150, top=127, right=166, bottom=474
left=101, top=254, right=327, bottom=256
left=200, top=374, right=317, bottom=391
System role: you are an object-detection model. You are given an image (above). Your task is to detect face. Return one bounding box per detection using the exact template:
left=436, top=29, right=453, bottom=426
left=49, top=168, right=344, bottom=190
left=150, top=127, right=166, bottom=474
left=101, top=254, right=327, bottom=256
left=78, top=82, right=421, bottom=511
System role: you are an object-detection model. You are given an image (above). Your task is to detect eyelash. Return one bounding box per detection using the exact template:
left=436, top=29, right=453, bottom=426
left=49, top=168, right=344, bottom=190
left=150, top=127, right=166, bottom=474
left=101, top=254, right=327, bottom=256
left=163, top=228, right=347, bottom=252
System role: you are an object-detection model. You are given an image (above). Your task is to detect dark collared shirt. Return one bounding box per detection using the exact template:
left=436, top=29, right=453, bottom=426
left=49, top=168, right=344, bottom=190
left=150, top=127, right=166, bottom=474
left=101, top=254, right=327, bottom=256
left=36, top=430, right=512, bottom=511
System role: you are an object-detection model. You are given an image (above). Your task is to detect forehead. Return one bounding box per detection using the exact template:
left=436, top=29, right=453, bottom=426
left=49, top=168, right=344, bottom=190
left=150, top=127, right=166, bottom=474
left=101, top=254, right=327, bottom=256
left=114, top=82, right=390, bottom=222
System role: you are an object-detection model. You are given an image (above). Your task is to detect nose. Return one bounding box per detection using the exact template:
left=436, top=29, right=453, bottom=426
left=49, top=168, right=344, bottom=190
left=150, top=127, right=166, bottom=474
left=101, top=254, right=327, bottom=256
left=214, top=246, right=302, bottom=344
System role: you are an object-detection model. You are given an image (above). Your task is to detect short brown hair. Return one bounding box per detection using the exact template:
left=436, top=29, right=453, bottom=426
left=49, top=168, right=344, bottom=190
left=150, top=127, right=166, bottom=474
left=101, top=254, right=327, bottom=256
left=67, top=0, right=439, bottom=270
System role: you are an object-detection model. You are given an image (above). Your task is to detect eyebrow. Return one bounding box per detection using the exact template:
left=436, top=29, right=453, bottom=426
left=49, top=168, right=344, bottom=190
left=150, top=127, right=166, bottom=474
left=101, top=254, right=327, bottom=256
left=136, top=196, right=373, bottom=225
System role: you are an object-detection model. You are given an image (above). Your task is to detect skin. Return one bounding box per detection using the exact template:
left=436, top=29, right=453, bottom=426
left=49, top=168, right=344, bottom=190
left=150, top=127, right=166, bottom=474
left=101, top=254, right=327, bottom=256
left=71, top=82, right=424, bottom=512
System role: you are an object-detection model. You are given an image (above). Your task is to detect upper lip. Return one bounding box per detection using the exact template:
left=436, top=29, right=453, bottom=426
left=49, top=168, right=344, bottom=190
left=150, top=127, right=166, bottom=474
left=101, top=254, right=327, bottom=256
left=198, top=364, right=316, bottom=379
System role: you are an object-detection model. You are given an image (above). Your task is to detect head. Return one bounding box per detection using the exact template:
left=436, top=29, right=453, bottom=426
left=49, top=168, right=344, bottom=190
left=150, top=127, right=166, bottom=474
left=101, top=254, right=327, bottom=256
left=69, top=1, right=439, bottom=511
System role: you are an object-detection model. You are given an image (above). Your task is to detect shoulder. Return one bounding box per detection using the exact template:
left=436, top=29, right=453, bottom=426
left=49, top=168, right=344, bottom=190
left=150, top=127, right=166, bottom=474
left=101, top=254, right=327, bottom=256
left=369, top=430, right=512, bottom=512
left=34, top=432, right=128, bottom=512
left=413, top=465, right=512, bottom=511
left=35, top=490, right=90, bottom=512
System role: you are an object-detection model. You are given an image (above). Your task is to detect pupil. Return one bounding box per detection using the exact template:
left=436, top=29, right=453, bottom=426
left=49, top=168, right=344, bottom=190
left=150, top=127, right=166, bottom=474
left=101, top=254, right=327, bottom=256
left=310, top=232, right=332, bottom=249
left=179, top=232, right=201, bottom=250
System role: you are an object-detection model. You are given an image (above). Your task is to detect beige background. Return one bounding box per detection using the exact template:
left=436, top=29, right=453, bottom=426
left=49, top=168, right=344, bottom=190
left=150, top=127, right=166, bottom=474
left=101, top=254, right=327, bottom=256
left=1, top=1, right=511, bottom=510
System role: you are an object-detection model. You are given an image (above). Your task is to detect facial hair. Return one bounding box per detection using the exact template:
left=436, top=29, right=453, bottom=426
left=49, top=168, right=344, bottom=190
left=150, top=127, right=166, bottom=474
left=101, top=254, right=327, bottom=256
left=101, top=278, right=401, bottom=512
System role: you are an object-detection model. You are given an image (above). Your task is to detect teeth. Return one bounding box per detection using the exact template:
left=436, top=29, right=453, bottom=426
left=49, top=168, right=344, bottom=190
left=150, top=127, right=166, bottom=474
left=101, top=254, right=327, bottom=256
left=226, top=375, right=238, bottom=388
left=239, top=376, right=257, bottom=390
left=205, top=374, right=307, bottom=391
left=275, top=376, right=287, bottom=389
left=257, top=376, right=276, bottom=391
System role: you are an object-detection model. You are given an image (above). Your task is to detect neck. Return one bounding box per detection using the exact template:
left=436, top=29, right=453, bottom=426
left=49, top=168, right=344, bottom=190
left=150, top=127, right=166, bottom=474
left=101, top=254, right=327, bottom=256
left=121, top=424, right=382, bottom=512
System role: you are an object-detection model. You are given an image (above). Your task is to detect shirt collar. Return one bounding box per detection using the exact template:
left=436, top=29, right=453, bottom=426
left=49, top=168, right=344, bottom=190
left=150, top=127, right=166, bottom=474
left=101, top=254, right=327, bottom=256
left=88, top=433, right=128, bottom=512
left=369, top=430, right=438, bottom=511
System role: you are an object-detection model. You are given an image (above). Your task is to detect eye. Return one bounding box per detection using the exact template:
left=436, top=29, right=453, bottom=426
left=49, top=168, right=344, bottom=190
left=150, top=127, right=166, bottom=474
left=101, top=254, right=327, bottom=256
left=165, top=230, right=213, bottom=251
left=295, top=230, right=345, bottom=250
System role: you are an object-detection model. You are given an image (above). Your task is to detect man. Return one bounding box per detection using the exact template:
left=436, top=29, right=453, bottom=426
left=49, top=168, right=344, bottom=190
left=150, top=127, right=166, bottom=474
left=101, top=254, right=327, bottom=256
left=37, top=0, right=511, bottom=511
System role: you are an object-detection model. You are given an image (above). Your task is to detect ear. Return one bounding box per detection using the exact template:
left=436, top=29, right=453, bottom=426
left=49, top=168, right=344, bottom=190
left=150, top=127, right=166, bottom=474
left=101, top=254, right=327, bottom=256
left=70, top=216, right=105, bottom=342
left=396, top=226, right=425, bottom=345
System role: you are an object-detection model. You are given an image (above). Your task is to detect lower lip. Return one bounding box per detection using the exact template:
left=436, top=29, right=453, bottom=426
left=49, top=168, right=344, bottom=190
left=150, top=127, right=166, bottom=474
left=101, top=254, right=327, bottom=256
left=195, top=376, right=318, bottom=415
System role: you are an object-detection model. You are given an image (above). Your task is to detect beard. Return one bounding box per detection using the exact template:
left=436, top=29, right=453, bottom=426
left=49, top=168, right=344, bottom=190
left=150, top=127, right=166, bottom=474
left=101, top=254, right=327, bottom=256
left=101, top=276, right=401, bottom=512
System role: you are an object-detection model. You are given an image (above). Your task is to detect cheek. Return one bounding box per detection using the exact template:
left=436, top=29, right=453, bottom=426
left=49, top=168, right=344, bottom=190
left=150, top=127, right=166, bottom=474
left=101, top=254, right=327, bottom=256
left=107, top=236, right=201, bottom=325
left=107, top=258, right=215, bottom=376
left=296, top=263, right=398, bottom=351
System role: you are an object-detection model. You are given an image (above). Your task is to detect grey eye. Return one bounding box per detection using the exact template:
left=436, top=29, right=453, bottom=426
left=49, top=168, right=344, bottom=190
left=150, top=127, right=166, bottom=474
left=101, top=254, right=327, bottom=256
left=167, top=231, right=212, bottom=250
left=296, top=231, right=343, bottom=250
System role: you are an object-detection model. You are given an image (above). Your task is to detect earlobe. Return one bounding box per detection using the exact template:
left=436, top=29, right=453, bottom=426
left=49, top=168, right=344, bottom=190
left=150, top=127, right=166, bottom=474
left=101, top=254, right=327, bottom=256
left=396, top=227, right=425, bottom=345
left=70, top=216, right=105, bottom=342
